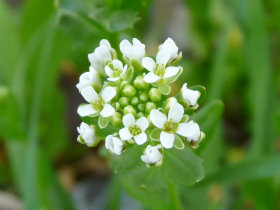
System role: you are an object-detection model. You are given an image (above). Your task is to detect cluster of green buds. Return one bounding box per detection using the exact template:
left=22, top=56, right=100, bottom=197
left=76, top=38, right=205, bottom=167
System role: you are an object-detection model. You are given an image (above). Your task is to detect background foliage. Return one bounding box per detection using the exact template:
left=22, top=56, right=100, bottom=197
left=0, top=0, right=279, bottom=209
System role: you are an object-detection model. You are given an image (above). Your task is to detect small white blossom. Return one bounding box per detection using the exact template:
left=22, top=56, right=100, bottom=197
left=159, top=38, right=180, bottom=63
left=105, top=135, right=124, bottom=155
left=105, top=59, right=128, bottom=81
left=183, top=120, right=201, bottom=142
left=77, top=122, right=99, bottom=146
left=142, top=50, right=180, bottom=83
left=77, top=86, right=116, bottom=118
left=150, top=102, right=201, bottom=148
left=119, top=114, right=149, bottom=145
left=120, top=38, right=145, bottom=63
left=141, top=144, right=162, bottom=166
left=76, top=67, right=101, bottom=92
left=88, top=39, right=116, bottom=75
left=181, top=83, right=200, bottom=106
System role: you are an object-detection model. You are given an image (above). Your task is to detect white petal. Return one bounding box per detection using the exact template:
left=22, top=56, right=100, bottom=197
left=142, top=57, right=156, bottom=71
left=100, top=104, right=115, bottom=117
left=100, top=39, right=111, bottom=49
left=112, top=59, right=123, bottom=70
left=182, top=83, right=200, bottom=106
left=77, top=104, right=97, bottom=117
left=105, top=65, right=114, bottom=77
left=164, top=66, right=180, bottom=78
left=102, top=86, right=116, bottom=102
left=108, top=77, right=120, bottom=82
left=105, top=135, right=113, bottom=149
left=81, top=86, right=99, bottom=103
left=160, top=131, right=175, bottom=149
left=176, top=121, right=201, bottom=141
left=132, top=38, right=141, bottom=46
left=123, top=114, right=135, bottom=127
left=144, top=72, right=160, bottom=83
left=150, top=109, right=167, bottom=129
left=156, top=50, right=170, bottom=66
left=119, top=127, right=133, bottom=140
left=168, top=102, right=184, bottom=123
left=120, top=39, right=131, bottom=54
left=134, top=132, right=147, bottom=145
left=136, top=117, right=149, bottom=131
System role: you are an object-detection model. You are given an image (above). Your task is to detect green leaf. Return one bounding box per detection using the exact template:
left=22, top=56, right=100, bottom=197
left=198, top=155, right=280, bottom=186
left=112, top=144, right=145, bottom=174
left=150, top=128, right=161, bottom=141
left=164, top=147, right=204, bottom=186
left=89, top=9, right=140, bottom=32
left=98, top=115, right=110, bottom=128
left=173, top=135, right=184, bottom=150
left=121, top=66, right=134, bottom=82
left=189, top=85, right=206, bottom=104
left=158, top=84, right=171, bottom=95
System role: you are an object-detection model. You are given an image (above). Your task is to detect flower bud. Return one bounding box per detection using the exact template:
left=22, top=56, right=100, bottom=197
left=137, top=103, right=145, bottom=112
left=110, top=112, right=122, bottom=127
left=145, top=102, right=156, bottom=115
left=134, top=76, right=149, bottom=90
left=123, top=105, right=136, bottom=116
left=119, top=97, right=130, bottom=107
left=164, top=97, right=178, bottom=112
left=122, top=85, right=136, bottom=97
left=130, top=96, right=139, bottom=106
left=136, top=112, right=144, bottom=118
left=149, top=88, right=161, bottom=102
left=139, top=92, right=149, bottom=102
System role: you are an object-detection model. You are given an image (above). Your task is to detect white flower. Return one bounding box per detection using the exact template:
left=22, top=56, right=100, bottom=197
left=105, top=59, right=128, bottom=81
left=159, top=38, right=179, bottom=63
left=182, top=120, right=201, bottom=142
left=76, top=67, right=101, bottom=92
left=88, top=39, right=116, bottom=75
left=77, top=86, right=116, bottom=118
left=119, top=114, right=149, bottom=145
left=150, top=102, right=201, bottom=148
left=142, top=50, right=180, bottom=83
left=181, top=83, right=200, bottom=106
left=120, top=38, right=145, bottom=63
left=105, top=135, right=124, bottom=155
left=141, top=144, right=163, bottom=166
left=77, top=122, right=99, bottom=146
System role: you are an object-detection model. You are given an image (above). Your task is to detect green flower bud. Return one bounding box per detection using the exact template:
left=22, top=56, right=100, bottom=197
left=145, top=102, right=157, bottom=115
left=139, top=92, right=149, bottom=102
left=121, top=81, right=129, bottom=88
left=136, top=112, right=144, bottom=118
left=137, top=103, right=145, bottom=112
left=134, top=76, right=149, bottom=90
left=110, top=112, right=122, bottom=127
left=123, top=105, right=136, bottom=116
left=130, top=96, right=139, bottom=106
left=122, top=85, right=137, bottom=97
left=114, top=86, right=120, bottom=100
left=149, top=88, right=161, bottom=102
left=164, top=97, right=178, bottom=112
left=119, top=97, right=130, bottom=107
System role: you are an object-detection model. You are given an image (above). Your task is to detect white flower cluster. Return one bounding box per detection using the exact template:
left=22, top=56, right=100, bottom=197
left=76, top=38, right=205, bottom=167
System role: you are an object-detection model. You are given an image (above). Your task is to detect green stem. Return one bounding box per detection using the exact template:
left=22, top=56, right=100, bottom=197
left=167, top=181, right=182, bottom=210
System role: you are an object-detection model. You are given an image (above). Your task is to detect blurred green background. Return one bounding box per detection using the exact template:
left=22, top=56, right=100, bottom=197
left=0, top=0, right=280, bottom=209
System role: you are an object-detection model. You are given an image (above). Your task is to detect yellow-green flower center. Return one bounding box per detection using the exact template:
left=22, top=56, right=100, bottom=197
left=129, top=125, right=142, bottom=136
left=163, top=121, right=178, bottom=133
left=91, top=99, right=104, bottom=112
left=112, top=68, right=123, bottom=78
left=153, top=64, right=165, bottom=77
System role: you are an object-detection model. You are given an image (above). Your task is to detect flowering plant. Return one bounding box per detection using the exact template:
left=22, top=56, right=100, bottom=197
left=76, top=38, right=206, bottom=170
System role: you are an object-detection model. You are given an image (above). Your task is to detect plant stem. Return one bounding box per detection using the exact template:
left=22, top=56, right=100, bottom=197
left=167, top=181, right=182, bottom=210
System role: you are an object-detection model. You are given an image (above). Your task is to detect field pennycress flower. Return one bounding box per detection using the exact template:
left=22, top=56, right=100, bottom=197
left=76, top=37, right=206, bottom=167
